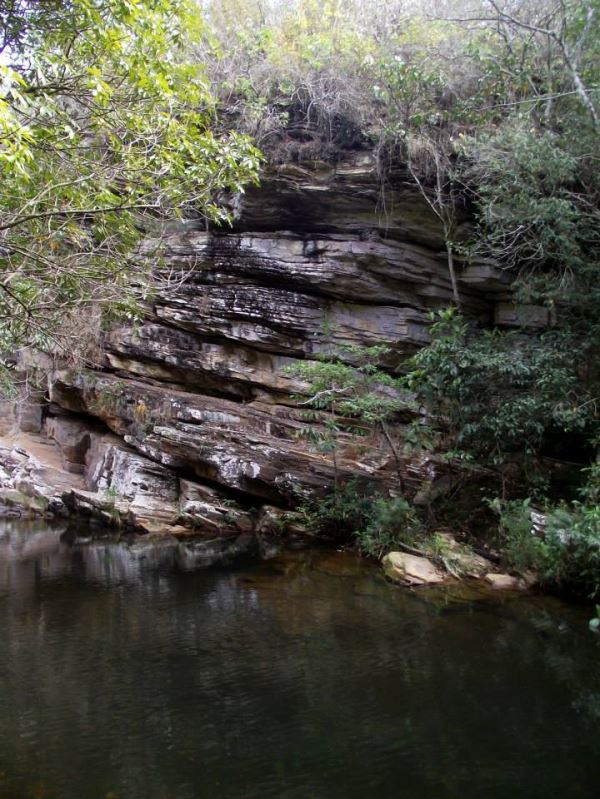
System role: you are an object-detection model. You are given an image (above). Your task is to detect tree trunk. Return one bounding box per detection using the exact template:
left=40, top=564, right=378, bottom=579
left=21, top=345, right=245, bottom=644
left=446, top=241, right=461, bottom=309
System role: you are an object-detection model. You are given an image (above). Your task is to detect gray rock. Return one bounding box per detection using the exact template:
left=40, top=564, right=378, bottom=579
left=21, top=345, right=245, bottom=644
left=494, top=303, right=551, bottom=329
left=45, top=416, right=91, bottom=468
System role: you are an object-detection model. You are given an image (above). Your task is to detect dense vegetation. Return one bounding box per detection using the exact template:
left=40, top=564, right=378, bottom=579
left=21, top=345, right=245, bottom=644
left=1, top=0, right=599, bottom=596
left=201, top=0, right=600, bottom=595
left=0, top=0, right=261, bottom=383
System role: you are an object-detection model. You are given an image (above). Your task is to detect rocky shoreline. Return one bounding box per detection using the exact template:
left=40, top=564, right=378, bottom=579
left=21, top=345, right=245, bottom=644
left=0, top=430, right=538, bottom=591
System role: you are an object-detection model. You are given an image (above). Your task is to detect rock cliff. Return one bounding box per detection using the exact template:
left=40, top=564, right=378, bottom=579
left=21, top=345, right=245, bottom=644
left=3, top=152, right=516, bottom=559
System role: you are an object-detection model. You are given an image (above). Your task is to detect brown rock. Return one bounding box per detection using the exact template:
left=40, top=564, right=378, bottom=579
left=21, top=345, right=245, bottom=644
left=45, top=416, right=91, bottom=469
left=494, top=303, right=551, bottom=329
left=484, top=573, right=535, bottom=590
left=154, top=282, right=431, bottom=359
left=383, top=551, right=448, bottom=586
left=227, top=154, right=449, bottom=247
left=178, top=478, right=254, bottom=534
left=36, top=146, right=514, bottom=547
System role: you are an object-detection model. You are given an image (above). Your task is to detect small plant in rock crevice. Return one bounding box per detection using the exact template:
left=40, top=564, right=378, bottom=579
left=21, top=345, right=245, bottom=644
left=285, top=345, right=413, bottom=487
left=103, top=486, right=125, bottom=526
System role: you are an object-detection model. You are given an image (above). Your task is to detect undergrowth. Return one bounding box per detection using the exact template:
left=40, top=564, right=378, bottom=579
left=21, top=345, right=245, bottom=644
left=494, top=465, right=600, bottom=598
left=292, top=481, right=422, bottom=560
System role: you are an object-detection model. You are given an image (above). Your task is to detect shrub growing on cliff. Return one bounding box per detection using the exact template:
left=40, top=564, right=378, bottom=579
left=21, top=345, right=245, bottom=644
left=354, top=496, right=423, bottom=559
left=406, top=309, right=599, bottom=485
left=455, top=120, right=600, bottom=322
left=293, top=481, right=374, bottom=540
left=287, top=345, right=410, bottom=485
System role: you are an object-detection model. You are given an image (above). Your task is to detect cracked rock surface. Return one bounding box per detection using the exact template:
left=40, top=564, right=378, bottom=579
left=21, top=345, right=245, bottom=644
left=2, top=153, right=516, bottom=563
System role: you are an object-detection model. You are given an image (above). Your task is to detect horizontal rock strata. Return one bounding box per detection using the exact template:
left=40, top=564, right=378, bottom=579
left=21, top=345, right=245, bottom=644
left=3, top=152, right=523, bottom=561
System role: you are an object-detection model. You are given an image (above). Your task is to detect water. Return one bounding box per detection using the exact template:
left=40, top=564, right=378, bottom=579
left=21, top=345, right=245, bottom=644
left=0, top=520, right=599, bottom=799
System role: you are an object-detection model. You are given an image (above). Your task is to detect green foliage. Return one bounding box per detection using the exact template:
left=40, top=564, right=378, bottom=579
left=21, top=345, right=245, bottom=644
left=293, top=480, right=422, bottom=560
left=201, top=0, right=472, bottom=160
left=286, top=346, right=410, bottom=485
left=407, top=309, right=599, bottom=471
left=293, top=480, right=376, bottom=540
left=545, top=503, right=600, bottom=597
left=494, top=498, right=550, bottom=574
left=354, top=496, right=423, bottom=559
left=495, top=494, right=600, bottom=599
left=0, top=0, right=261, bottom=371
left=374, top=55, right=445, bottom=131
left=458, top=120, right=600, bottom=293
left=289, top=346, right=406, bottom=421
left=296, top=480, right=479, bottom=567
left=201, top=0, right=381, bottom=156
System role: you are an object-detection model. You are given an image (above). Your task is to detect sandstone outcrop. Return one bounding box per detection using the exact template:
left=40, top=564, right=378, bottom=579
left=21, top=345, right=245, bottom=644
left=2, top=151, right=521, bottom=561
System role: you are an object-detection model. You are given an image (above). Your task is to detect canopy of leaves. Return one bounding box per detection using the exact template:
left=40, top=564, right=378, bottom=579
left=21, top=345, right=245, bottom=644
left=0, top=0, right=261, bottom=378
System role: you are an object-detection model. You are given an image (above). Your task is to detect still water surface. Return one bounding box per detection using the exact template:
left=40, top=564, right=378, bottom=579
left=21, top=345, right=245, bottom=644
left=0, top=520, right=599, bottom=799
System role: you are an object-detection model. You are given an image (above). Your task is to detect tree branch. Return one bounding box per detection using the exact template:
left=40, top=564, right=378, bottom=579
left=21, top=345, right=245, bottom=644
left=0, top=203, right=161, bottom=232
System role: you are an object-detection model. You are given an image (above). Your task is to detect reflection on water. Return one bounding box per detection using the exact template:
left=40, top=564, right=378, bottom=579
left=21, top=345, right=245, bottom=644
left=0, top=520, right=254, bottom=606
left=0, top=520, right=599, bottom=799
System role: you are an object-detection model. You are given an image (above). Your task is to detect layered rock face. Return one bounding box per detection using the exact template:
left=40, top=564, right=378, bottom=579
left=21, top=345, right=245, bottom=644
left=8, top=152, right=514, bottom=556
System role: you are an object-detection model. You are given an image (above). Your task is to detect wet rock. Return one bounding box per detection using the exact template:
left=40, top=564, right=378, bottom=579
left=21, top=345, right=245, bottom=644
left=80, top=435, right=180, bottom=532
left=0, top=505, right=22, bottom=518
left=0, top=488, right=31, bottom=508
left=484, top=572, right=537, bottom=590
left=65, top=489, right=128, bottom=528
left=383, top=551, right=448, bottom=586
left=228, top=154, right=449, bottom=247
left=178, top=479, right=254, bottom=534
left=255, top=505, right=306, bottom=537
left=0, top=487, right=48, bottom=515
left=50, top=371, right=412, bottom=505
